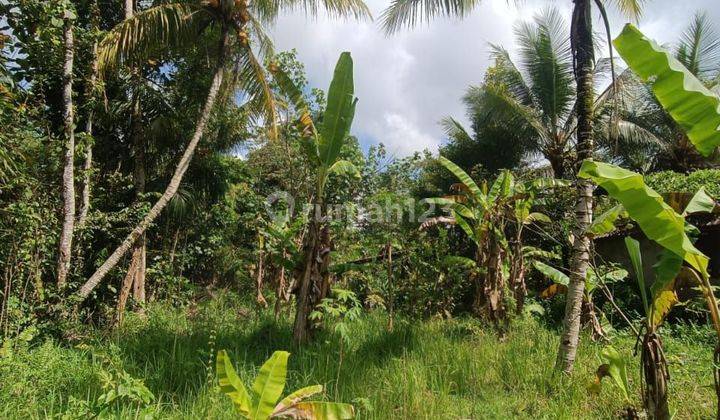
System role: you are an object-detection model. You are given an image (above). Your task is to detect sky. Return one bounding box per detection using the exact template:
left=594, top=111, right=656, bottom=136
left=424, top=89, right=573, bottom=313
left=267, top=0, right=720, bottom=158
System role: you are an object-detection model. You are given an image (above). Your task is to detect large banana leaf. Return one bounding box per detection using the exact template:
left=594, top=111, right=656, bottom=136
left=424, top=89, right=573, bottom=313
left=318, top=52, right=357, bottom=168
left=271, top=61, right=316, bottom=136
left=272, top=385, right=323, bottom=415
left=216, top=350, right=251, bottom=416
left=579, top=161, right=709, bottom=278
left=533, top=261, right=569, bottom=286
left=250, top=351, right=289, bottom=419
left=588, top=204, right=627, bottom=237
left=438, top=156, right=485, bottom=204
left=613, top=24, right=720, bottom=157
left=276, top=401, right=355, bottom=419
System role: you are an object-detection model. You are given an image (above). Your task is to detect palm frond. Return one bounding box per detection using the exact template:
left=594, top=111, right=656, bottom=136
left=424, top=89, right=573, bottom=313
left=675, top=11, right=720, bottom=80
left=464, top=85, right=548, bottom=148
left=514, top=7, right=574, bottom=131
left=380, top=0, right=481, bottom=34
left=606, top=0, right=645, bottom=21
left=488, top=45, right=534, bottom=107
left=440, top=117, right=473, bottom=144
left=253, top=0, right=370, bottom=23
left=234, top=45, right=279, bottom=139
left=98, top=3, right=213, bottom=72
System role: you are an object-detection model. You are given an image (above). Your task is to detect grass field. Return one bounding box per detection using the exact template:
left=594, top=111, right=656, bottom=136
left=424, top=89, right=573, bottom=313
left=0, top=293, right=716, bottom=419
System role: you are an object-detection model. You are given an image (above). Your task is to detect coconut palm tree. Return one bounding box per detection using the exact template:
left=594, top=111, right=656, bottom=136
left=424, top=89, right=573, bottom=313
left=443, top=8, right=576, bottom=179
left=380, top=0, right=645, bottom=373
left=597, top=11, right=720, bottom=172
left=77, top=0, right=370, bottom=301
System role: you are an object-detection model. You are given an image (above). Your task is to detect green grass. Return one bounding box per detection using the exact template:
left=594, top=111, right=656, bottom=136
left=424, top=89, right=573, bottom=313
left=0, top=293, right=716, bottom=419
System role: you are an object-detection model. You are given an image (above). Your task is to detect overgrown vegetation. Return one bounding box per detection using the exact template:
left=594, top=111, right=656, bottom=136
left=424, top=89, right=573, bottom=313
left=2, top=0, right=720, bottom=419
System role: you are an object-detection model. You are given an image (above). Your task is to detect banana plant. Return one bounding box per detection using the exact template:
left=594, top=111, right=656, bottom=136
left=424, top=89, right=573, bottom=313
left=216, top=350, right=355, bottom=419
left=580, top=160, right=720, bottom=418
left=614, top=24, right=720, bottom=157
left=424, top=157, right=560, bottom=329
left=271, top=52, right=359, bottom=343
left=535, top=260, right=627, bottom=340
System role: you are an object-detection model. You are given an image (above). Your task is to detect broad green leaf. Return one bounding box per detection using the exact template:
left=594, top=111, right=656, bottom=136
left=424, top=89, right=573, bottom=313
left=442, top=255, right=477, bottom=269
left=525, top=212, right=551, bottom=224
left=579, top=160, right=709, bottom=278
left=614, top=24, right=720, bottom=157
left=318, top=52, right=357, bottom=168
left=488, top=170, right=513, bottom=203
left=452, top=210, right=476, bottom=245
left=624, top=237, right=649, bottom=318
left=438, top=156, right=485, bottom=204
left=250, top=351, right=289, bottom=420
left=588, top=204, right=627, bottom=236
left=530, top=177, right=570, bottom=190
left=683, top=187, right=716, bottom=215
left=272, top=385, right=323, bottom=416
left=591, top=346, right=630, bottom=400
left=424, top=197, right=475, bottom=220
left=216, top=350, right=251, bottom=416
left=533, top=261, right=569, bottom=286
left=651, top=249, right=683, bottom=298
left=328, top=160, right=360, bottom=178
left=522, top=246, right=560, bottom=261
left=275, top=401, right=355, bottom=419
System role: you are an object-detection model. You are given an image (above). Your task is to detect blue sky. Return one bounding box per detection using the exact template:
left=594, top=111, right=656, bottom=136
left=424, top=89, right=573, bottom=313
left=267, top=0, right=720, bottom=158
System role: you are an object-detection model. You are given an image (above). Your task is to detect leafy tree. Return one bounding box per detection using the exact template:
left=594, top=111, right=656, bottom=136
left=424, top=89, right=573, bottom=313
left=77, top=0, right=369, bottom=302
left=273, top=52, right=360, bottom=343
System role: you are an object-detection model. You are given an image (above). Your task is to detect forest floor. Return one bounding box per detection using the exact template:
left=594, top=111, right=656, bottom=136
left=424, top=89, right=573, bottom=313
left=0, top=292, right=716, bottom=419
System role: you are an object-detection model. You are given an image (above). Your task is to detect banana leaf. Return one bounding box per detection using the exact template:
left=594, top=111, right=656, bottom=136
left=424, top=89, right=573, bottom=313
left=579, top=160, right=709, bottom=278
left=614, top=24, right=720, bottom=157
left=318, top=52, right=357, bottom=168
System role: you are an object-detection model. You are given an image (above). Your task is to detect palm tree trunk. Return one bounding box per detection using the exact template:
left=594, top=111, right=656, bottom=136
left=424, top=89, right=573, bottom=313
left=76, top=27, right=230, bottom=301
left=117, top=0, right=146, bottom=318
left=557, top=0, right=595, bottom=373
left=57, top=16, right=76, bottom=289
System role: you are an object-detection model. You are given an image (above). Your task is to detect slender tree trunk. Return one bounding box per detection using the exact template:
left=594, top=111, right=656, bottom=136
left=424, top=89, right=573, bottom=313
left=386, top=242, right=394, bottom=331
left=117, top=0, right=146, bottom=318
left=557, top=0, right=595, bottom=373
left=57, top=16, right=76, bottom=289
left=77, top=28, right=230, bottom=301
left=77, top=38, right=98, bottom=228
left=256, top=236, right=268, bottom=308
left=128, top=96, right=147, bottom=308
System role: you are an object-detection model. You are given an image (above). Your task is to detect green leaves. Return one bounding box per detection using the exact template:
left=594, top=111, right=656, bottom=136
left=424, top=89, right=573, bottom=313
left=97, top=4, right=210, bottom=72
left=590, top=346, right=630, bottom=401
left=614, top=24, right=720, bottom=157
left=250, top=351, right=289, bottom=420
left=533, top=261, right=569, bottom=286
left=318, top=52, right=357, bottom=169
left=579, top=160, right=709, bottom=278
left=217, top=350, right=252, bottom=416
left=217, top=350, right=356, bottom=419
left=437, top=156, right=485, bottom=204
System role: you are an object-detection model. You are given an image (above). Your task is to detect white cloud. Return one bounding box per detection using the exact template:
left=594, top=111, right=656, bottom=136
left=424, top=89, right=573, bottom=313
left=268, top=0, right=719, bottom=157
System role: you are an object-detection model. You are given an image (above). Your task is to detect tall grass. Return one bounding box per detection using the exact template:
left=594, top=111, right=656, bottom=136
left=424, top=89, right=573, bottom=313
left=0, top=292, right=715, bottom=418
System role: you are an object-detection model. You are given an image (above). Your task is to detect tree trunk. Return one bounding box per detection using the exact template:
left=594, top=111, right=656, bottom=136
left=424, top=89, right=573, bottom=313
left=510, top=231, right=526, bottom=315
left=128, top=96, right=147, bottom=308
left=256, top=236, right=268, bottom=308
left=57, top=17, right=76, bottom=289
left=77, top=36, right=98, bottom=228
left=557, top=0, right=595, bottom=373
left=76, top=28, right=230, bottom=301
left=386, top=242, right=394, bottom=331
left=293, top=215, right=333, bottom=344
left=641, top=331, right=670, bottom=420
